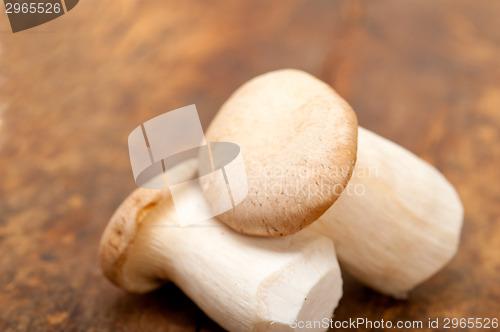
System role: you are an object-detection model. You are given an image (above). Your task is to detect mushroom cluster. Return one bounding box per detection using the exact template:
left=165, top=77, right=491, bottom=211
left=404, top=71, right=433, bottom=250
left=99, top=69, right=463, bottom=331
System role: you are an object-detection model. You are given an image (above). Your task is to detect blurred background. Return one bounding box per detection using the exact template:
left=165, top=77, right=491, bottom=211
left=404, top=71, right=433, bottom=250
left=0, top=0, right=499, bottom=330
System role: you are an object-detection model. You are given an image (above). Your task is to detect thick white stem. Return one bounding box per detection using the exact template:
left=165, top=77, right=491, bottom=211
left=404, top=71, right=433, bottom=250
left=102, top=174, right=343, bottom=331
left=310, top=127, right=463, bottom=298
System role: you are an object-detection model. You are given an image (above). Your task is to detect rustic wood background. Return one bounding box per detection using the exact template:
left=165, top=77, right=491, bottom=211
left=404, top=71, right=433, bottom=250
left=1, top=0, right=499, bottom=331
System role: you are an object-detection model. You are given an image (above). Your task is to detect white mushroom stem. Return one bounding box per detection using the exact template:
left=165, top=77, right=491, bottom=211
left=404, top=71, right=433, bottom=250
left=99, top=165, right=343, bottom=331
left=309, top=127, right=463, bottom=298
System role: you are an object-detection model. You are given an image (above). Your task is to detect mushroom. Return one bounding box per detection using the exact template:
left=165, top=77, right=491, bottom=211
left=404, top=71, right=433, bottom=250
left=204, top=69, right=463, bottom=298
left=99, top=160, right=343, bottom=331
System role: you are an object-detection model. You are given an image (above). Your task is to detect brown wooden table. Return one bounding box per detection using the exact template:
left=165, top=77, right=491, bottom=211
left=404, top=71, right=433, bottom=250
left=1, top=0, right=499, bottom=331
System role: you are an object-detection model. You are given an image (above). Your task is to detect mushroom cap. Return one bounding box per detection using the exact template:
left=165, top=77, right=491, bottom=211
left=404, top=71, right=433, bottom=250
left=99, top=159, right=199, bottom=292
left=205, top=69, right=358, bottom=237
left=99, top=188, right=169, bottom=292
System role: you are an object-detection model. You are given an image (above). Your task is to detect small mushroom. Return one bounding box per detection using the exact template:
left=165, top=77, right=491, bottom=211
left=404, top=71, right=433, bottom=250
left=99, top=160, right=343, bottom=331
left=205, top=69, right=463, bottom=297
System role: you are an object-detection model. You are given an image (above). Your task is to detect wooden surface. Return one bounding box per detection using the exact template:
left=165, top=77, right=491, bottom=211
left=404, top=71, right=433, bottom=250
left=1, top=0, right=499, bottom=330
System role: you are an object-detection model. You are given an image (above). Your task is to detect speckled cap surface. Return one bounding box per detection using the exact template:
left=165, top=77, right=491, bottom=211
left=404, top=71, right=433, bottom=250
left=204, top=69, right=358, bottom=237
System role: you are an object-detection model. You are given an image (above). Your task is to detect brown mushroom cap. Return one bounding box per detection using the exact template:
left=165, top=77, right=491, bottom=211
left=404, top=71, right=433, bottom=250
left=99, top=159, right=199, bottom=292
left=205, top=69, right=358, bottom=237
left=99, top=188, right=169, bottom=292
